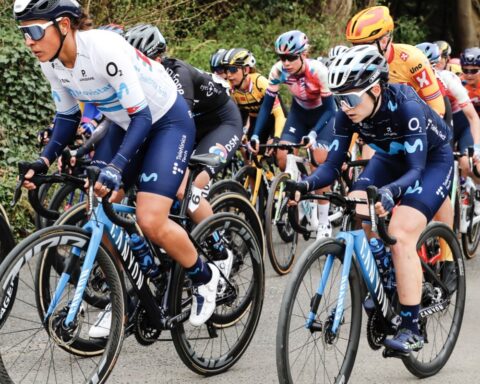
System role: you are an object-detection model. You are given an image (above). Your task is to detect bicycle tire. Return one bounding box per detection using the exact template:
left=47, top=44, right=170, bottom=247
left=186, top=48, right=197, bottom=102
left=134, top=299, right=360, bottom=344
left=265, top=173, right=298, bottom=275
left=0, top=225, right=126, bottom=383
left=210, top=192, right=265, bottom=258
left=0, top=213, right=15, bottom=265
left=276, top=238, right=362, bottom=384
left=207, top=179, right=248, bottom=201
left=461, top=191, right=480, bottom=259
left=46, top=183, right=86, bottom=227
left=403, top=222, right=466, bottom=377
left=170, top=212, right=264, bottom=375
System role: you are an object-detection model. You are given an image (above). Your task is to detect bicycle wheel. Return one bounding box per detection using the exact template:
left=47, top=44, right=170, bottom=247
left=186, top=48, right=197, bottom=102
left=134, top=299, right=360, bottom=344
left=277, top=238, right=362, bottom=384
left=34, top=182, right=59, bottom=229
left=0, top=225, right=126, bottom=383
left=403, top=222, right=466, bottom=377
left=461, top=191, right=480, bottom=259
left=0, top=213, right=15, bottom=265
left=265, top=173, right=298, bottom=275
left=46, top=183, right=86, bottom=227
left=207, top=179, right=248, bottom=201
left=210, top=192, right=265, bottom=258
left=170, top=212, right=264, bottom=375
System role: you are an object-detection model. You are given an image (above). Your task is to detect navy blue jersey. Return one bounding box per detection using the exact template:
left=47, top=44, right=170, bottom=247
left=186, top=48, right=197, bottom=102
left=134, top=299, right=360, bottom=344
left=305, top=84, right=452, bottom=199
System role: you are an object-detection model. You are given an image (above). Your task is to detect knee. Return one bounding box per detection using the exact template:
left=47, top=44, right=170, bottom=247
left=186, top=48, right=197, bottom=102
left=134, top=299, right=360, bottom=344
left=137, top=211, right=168, bottom=240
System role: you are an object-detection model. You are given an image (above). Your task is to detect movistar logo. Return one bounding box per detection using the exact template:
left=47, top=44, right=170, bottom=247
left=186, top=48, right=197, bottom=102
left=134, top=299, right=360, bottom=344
left=405, top=180, right=423, bottom=195
left=405, top=139, right=423, bottom=153
left=387, top=100, right=398, bottom=111
left=140, top=173, right=158, bottom=182
left=329, top=139, right=339, bottom=152
left=117, top=82, right=129, bottom=100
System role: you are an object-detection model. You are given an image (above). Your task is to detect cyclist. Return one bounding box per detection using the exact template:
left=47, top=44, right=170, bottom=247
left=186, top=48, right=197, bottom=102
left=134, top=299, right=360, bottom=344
left=223, top=48, right=286, bottom=156
left=288, top=45, right=454, bottom=354
left=435, top=40, right=462, bottom=74
left=461, top=47, right=480, bottom=115
left=125, top=24, right=242, bottom=225
left=346, top=6, right=446, bottom=117
left=249, top=30, right=336, bottom=238
left=325, top=44, right=348, bottom=67
left=15, top=0, right=221, bottom=330
left=210, top=48, right=228, bottom=80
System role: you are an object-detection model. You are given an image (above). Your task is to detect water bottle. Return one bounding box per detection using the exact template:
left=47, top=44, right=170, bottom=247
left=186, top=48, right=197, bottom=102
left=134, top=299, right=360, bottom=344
left=205, top=230, right=229, bottom=261
left=129, top=233, right=160, bottom=278
left=369, top=238, right=390, bottom=284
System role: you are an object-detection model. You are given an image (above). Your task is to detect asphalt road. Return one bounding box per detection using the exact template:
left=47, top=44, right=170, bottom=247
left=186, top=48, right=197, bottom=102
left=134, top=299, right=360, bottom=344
left=105, top=237, right=480, bottom=384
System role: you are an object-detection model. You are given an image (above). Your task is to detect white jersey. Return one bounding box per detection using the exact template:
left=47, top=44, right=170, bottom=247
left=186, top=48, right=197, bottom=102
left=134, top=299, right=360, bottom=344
left=437, top=69, right=471, bottom=114
left=40, top=29, right=178, bottom=129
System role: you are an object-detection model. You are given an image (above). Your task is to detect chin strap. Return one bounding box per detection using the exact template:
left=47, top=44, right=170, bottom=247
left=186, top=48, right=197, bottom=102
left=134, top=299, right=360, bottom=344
left=375, top=34, right=392, bottom=56
left=365, top=89, right=381, bottom=120
left=49, top=21, right=67, bottom=62
left=237, top=68, right=248, bottom=90
left=292, top=55, right=304, bottom=76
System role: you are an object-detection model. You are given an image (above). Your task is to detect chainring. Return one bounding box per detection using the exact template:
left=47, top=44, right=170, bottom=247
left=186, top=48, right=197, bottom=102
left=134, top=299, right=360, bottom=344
left=366, top=311, right=387, bottom=350
left=134, top=306, right=161, bottom=346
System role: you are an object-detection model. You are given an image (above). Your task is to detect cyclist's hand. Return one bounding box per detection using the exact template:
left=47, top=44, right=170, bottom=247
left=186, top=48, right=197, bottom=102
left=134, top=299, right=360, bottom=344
left=95, top=164, right=122, bottom=199
left=37, top=127, right=53, bottom=147
left=301, top=131, right=317, bottom=149
left=22, top=158, right=49, bottom=190
left=375, top=187, right=394, bottom=217
left=266, top=136, right=280, bottom=156
left=248, top=135, right=260, bottom=154
left=285, top=179, right=308, bottom=206
left=78, top=121, right=95, bottom=138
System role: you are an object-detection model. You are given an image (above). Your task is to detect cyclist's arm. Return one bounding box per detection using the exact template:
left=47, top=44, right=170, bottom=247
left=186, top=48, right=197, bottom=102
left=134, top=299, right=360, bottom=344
left=303, top=113, right=352, bottom=190
left=462, top=102, right=480, bottom=145
left=97, top=45, right=154, bottom=171
left=256, top=74, right=286, bottom=138
left=252, top=85, right=279, bottom=138
left=173, top=63, right=195, bottom=110
left=311, top=95, right=336, bottom=136
left=410, top=59, right=445, bottom=117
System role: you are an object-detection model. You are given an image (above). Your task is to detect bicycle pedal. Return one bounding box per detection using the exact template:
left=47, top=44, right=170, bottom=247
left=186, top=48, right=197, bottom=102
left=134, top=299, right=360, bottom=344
left=382, top=347, right=409, bottom=359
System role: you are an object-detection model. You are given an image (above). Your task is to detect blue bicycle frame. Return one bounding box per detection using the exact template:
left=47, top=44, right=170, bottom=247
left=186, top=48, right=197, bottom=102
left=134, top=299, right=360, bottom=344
left=306, top=229, right=396, bottom=334
left=45, top=202, right=140, bottom=327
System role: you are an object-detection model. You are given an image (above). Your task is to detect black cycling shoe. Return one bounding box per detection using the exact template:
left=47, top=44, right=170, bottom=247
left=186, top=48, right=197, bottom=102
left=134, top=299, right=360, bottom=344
left=383, top=328, right=424, bottom=355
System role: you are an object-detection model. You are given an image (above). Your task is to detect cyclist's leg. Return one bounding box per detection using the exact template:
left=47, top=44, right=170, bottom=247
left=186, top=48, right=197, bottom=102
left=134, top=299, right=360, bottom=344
left=135, top=96, right=218, bottom=326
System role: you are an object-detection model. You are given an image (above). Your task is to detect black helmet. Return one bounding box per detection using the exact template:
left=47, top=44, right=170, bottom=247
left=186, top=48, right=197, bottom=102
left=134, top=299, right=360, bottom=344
left=124, top=24, right=166, bottom=59
left=14, top=0, right=81, bottom=21
left=328, top=45, right=389, bottom=93
left=210, top=48, right=227, bottom=72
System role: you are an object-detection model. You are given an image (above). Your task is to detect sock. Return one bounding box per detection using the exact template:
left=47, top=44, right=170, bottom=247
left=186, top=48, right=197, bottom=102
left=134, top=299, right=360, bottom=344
left=186, top=256, right=212, bottom=286
left=399, top=304, right=420, bottom=335
left=317, top=203, right=330, bottom=225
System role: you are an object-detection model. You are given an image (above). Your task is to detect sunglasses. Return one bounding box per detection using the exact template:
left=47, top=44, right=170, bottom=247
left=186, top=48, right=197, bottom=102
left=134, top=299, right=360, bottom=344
left=334, top=81, right=378, bottom=110
left=226, top=66, right=241, bottom=74
left=462, top=68, right=479, bottom=75
left=278, top=54, right=300, bottom=62
left=18, top=17, right=62, bottom=41
left=212, top=66, right=226, bottom=74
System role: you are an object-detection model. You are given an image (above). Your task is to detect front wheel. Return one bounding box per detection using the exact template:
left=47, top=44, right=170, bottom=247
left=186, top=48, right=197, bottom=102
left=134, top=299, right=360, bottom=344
left=170, top=212, right=264, bottom=375
left=0, top=225, right=126, bottom=383
left=403, top=223, right=466, bottom=377
left=276, top=238, right=362, bottom=384
left=461, top=192, right=480, bottom=259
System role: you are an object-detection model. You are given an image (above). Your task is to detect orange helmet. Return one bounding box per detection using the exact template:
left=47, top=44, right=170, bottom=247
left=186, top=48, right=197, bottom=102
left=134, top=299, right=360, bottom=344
left=345, top=6, right=394, bottom=44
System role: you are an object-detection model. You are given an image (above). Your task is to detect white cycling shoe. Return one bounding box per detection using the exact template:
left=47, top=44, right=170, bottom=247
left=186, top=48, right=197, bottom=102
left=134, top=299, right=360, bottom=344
left=189, top=265, right=220, bottom=327
left=88, top=303, right=112, bottom=338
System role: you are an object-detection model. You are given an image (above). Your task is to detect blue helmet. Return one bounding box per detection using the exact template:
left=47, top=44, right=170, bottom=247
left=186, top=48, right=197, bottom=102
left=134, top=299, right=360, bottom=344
left=210, top=48, right=227, bottom=72
left=98, top=23, right=125, bottom=37
left=415, top=42, right=441, bottom=64
left=14, top=0, right=81, bottom=21
left=460, top=47, right=480, bottom=67
left=275, top=30, right=309, bottom=55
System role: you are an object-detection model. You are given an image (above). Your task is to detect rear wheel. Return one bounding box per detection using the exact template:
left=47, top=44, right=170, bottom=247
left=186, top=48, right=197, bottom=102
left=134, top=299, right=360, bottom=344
left=265, top=173, right=298, bottom=275
left=461, top=191, right=480, bottom=259
left=403, top=223, right=466, bottom=377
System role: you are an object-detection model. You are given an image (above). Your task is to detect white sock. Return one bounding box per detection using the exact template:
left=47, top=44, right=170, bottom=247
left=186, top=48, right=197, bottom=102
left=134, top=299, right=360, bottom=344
left=317, top=203, right=330, bottom=225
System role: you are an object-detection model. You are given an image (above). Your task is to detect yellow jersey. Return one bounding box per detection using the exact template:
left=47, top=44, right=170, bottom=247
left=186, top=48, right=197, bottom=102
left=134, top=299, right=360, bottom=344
left=231, top=73, right=286, bottom=138
left=387, top=43, right=445, bottom=116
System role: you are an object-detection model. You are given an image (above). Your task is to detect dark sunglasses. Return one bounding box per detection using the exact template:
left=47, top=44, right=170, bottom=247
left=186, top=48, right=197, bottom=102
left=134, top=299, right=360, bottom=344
left=212, top=66, right=226, bottom=74
left=18, top=17, right=62, bottom=41
left=462, top=68, right=479, bottom=75
left=226, top=66, right=241, bottom=74
left=278, top=54, right=300, bottom=62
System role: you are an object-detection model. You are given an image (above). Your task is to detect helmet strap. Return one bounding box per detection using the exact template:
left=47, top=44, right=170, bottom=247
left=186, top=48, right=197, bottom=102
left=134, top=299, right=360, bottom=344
left=365, top=89, right=382, bottom=120
left=237, top=67, right=248, bottom=89
left=376, top=33, right=392, bottom=56
left=49, top=20, right=67, bottom=63
left=292, top=56, right=304, bottom=76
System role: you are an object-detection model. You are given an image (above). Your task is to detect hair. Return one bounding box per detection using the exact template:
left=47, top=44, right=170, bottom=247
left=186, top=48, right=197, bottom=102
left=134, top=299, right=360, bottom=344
left=70, top=11, right=93, bottom=31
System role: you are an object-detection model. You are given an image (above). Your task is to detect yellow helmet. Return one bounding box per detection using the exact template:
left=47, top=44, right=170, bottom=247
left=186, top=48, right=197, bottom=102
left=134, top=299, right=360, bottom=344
left=345, top=6, right=394, bottom=44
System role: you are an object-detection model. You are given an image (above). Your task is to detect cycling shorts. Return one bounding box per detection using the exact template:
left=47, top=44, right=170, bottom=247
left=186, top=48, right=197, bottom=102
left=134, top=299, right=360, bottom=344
left=452, top=110, right=473, bottom=154
left=352, top=144, right=453, bottom=222
left=92, top=96, right=195, bottom=199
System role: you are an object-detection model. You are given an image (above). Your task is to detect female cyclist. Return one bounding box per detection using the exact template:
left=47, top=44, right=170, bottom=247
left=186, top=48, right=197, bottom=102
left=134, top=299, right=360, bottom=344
left=249, top=30, right=336, bottom=238
left=14, top=0, right=220, bottom=329
left=288, top=45, right=454, bottom=354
